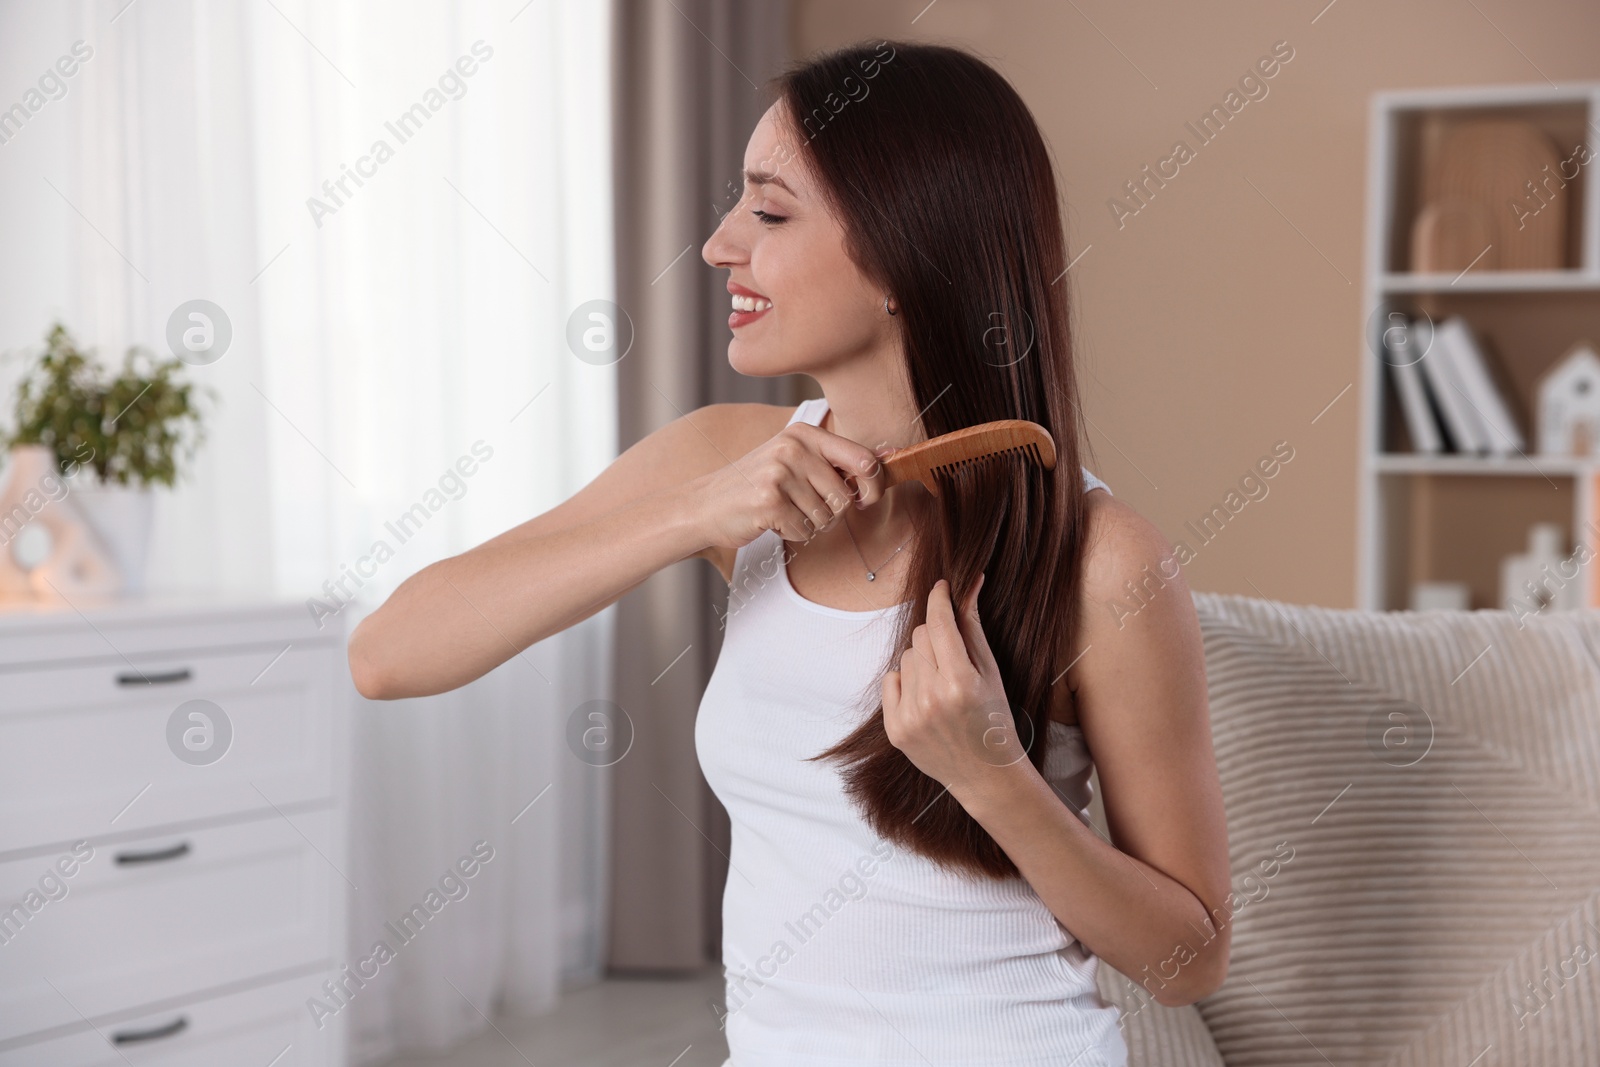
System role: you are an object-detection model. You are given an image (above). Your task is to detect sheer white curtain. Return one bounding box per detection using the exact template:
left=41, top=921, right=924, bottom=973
left=42, top=0, right=616, bottom=1060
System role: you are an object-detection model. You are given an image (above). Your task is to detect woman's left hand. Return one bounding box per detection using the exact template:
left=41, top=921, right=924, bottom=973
left=881, top=573, right=1032, bottom=798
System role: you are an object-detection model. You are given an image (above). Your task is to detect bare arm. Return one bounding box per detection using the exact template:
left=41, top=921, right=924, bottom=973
left=348, top=404, right=768, bottom=700
left=348, top=402, right=888, bottom=701
left=948, top=495, right=1232, bottom=1006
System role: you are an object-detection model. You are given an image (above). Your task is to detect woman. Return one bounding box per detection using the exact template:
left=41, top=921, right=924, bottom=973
left=351, top=39, right=1230, bottom=1066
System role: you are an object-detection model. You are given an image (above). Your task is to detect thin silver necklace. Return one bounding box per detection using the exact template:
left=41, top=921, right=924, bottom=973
left=823, top=405, right=913, bottom=580
left=841, top=510, right=912, bottom=581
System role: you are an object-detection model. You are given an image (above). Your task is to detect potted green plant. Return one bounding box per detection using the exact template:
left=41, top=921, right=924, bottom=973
left=0, top=322, right=214, bottom=595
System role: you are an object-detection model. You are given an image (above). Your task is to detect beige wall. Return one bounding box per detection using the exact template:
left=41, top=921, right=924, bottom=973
left=790, top=0, right=1600, bottom=607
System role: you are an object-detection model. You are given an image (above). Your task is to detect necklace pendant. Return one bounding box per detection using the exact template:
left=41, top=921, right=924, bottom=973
left=866, top=572, right=876, bottom=581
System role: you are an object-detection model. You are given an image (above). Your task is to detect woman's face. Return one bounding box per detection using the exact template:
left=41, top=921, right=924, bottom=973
left=701, top=102, right=892, bottom=377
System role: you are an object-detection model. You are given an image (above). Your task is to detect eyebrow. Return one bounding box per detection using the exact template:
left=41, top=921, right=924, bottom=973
left=744, top=168, right=797, bottom=196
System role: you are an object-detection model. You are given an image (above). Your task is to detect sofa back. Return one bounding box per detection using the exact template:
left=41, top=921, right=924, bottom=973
left=1093, top=591, right=1600, bottom=1065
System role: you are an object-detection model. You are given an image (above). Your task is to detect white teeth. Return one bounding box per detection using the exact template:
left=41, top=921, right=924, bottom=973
left=732, top=295, right=772, bottom=312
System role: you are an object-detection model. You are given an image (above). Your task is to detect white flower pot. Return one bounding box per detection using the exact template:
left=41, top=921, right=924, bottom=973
left=68, top=476, right=155, bottom=596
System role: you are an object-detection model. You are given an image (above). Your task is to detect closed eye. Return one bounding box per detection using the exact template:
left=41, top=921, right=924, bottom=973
left=752, top=210, right=787, bottom=226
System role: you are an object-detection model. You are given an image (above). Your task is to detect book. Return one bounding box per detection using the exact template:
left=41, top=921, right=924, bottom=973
left=1382, top=317, right=1443, bottom=453
left=1415, top=316, right=1491, bottom=453
left=1433, top=316, right=1525, bottom=456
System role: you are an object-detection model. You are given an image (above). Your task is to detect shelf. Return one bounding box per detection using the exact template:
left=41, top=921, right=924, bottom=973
left=1379, top=270, right=1600, bottom=294
left=1373, top=83, right=1597, bottom=111
left=1374, top=454, right=1600, bottom=477
left=1361, top=81, right=1600, bottom=610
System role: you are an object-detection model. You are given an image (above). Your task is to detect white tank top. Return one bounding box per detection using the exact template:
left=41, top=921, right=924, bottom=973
left=697, top=398, right=1127, bottom=1066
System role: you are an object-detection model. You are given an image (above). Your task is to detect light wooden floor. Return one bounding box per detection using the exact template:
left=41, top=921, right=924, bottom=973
left=377, top=968, right=729, bottom=1067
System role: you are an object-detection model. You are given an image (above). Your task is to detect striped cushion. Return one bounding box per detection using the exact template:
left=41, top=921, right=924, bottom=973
left=1185, top=591, right=1600, bottom=1065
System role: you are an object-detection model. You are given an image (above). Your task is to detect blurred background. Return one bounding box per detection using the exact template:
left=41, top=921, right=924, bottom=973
left=1, top=1, right=1598, bottom=1065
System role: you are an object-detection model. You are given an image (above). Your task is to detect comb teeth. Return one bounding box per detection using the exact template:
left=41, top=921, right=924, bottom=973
left=880, top=418, right=1057, bottom=498
left=929, top=442, right=1044, bottom=483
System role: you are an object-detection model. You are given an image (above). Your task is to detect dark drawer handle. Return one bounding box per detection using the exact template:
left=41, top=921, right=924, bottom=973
left=115, top=841, right=191, bottom=866
left=112, top=1015, right=188, bottom=1044
left=116, top=667, right=192, bottom=686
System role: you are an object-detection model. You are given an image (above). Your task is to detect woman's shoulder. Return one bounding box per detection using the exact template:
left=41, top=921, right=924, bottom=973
left=642, top=402, right=796, bottom=479
left=692, top=401, right=798, bottom=457
left=1079, top=491, right=1185, bottom=619
left=1079, top=486, right=1161, bottom=568
left=1056, top=489, right=1189, bottom=692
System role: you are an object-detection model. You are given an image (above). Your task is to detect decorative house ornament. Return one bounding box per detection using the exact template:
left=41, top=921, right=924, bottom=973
left=1536, top=341, right=1600, bottom=459
left=0, top=445, right=122, bottom=601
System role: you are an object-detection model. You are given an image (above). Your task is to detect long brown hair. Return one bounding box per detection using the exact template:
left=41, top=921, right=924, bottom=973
left=778, top=41, right=1096, bottom=880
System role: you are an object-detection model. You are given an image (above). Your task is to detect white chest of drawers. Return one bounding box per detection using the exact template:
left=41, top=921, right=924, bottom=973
left=0, top=595, right=351, bottom=1066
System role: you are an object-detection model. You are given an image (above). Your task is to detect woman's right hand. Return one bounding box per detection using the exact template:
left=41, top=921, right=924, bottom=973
left=693, top=421, right=890, bottom=550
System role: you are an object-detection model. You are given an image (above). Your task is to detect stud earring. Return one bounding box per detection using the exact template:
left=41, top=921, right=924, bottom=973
left=884, top=295, right=898, bottom=316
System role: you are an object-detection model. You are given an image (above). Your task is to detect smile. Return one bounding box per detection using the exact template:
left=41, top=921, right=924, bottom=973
left=729, top=293, right=773, bottom=328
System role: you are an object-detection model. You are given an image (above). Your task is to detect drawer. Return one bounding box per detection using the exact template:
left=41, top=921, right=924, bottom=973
left=0, top=809, right=341, bottom=1044
left=0, top=970, right=345, bottom=1066
left=0, top=645, right=340, bottom=853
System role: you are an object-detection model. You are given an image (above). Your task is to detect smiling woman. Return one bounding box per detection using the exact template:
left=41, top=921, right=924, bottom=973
left=684, top=37, right=1230, bottom=1066
left=345, top=28, right=1225, bottom=1067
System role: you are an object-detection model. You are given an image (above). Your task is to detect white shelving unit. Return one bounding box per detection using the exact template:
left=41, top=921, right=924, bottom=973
left=1358, top=81, right=1600, bottom=611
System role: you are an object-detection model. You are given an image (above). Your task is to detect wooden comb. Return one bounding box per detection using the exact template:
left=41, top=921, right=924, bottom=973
left=876, top=420, right=1056, bottom=498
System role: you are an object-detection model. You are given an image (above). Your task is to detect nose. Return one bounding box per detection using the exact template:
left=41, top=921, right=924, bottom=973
left=702, top=195, right=746, bottom=269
